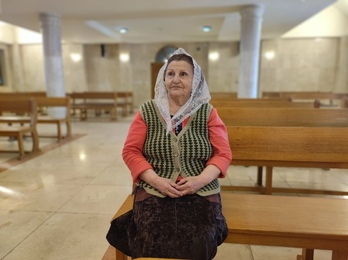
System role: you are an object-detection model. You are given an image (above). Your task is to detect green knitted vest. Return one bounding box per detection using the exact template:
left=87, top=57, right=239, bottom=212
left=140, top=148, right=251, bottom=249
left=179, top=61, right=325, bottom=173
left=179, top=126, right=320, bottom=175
left=139, top=100, right=220, bottom=198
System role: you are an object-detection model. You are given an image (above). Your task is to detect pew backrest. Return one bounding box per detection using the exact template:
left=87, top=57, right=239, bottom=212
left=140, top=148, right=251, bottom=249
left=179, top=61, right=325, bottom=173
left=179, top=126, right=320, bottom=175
left=227, top=125, right=348, bottom=169
left=0, top=98, right=37, bottom=126
left=210, top=99, right=316, bottom=108
left=217, top=107, right=348, bottom=127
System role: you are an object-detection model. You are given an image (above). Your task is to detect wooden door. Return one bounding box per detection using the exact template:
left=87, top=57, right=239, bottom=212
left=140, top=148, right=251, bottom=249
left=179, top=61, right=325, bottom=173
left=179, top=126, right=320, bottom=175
left=151, top=62, right=164, bottom=99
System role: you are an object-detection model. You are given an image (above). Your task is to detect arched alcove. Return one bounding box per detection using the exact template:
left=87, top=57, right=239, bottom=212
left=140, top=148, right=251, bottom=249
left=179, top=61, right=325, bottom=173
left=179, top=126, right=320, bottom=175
left=155, top=46, right=177, bottom=62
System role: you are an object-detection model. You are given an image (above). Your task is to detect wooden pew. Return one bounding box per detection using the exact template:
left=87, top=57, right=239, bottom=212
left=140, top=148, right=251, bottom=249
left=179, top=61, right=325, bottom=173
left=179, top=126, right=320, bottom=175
left=262, top=91, right=348, bottom=107
left=262, top=91, right=334, bottom=99
left=225, top=125, right=348, bottom=196
left=70, top=92, right=119, bottom=120
left=210, top=92, right=238, bottom=99
left=0, top=91, right=46, bottom=98
left=216, top=107, right=348, bottom=188
left=0, top=96, right=72, bottom=141
left=216, top=107, right=348, bottom=127
left=210, top=99, right=318, bottom=108
left=106, top=193, right=348, bottom=260
left=0, top=98, right=40, bottom=159
left=116, top=91, right=134, bottom=116
left=35, top=96, right=72, bottom=140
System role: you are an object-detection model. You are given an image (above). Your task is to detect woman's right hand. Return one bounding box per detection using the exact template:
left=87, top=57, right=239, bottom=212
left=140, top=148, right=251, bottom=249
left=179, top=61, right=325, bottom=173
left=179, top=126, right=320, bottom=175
left=151, top=176, right=182, bottom=198
left=139, top=169, right=182, bottom=198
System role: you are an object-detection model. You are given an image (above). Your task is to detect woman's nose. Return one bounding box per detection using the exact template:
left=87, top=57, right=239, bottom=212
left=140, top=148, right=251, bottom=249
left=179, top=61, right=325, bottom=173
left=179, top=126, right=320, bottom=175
left=173, top=75, right=180, bottom=83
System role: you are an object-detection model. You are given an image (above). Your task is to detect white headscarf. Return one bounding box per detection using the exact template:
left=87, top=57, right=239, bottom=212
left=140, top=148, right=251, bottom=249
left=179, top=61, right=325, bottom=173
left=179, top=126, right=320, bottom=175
left=154, top=48, right=211, bottom=134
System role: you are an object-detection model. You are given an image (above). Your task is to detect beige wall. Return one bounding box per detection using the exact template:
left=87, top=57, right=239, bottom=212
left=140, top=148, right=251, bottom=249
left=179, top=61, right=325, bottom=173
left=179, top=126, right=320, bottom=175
left=207, top=42, right=239, bottom=93
left=1, top=37, right=347, bottom=106
left=259, top=38, right=344, bottom=94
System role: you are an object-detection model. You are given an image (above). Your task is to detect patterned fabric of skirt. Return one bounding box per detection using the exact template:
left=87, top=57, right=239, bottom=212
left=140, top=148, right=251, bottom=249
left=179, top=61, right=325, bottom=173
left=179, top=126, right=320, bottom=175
left=106, top=188, right=228, bottom=260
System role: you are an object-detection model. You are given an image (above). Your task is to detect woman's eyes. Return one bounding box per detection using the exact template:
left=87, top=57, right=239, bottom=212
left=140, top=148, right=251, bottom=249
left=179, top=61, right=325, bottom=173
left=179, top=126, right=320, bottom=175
left=166, top=71, right=189, bottom=77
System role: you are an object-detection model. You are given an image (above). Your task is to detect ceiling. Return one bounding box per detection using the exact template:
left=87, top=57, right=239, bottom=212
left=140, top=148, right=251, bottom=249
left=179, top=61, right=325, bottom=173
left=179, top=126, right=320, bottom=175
left=0, top=0, right=340, bottom=44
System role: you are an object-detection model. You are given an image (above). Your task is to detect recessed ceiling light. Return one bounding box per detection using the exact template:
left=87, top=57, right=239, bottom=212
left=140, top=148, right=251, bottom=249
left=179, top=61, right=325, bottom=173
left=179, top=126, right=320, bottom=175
left=202, top=25, right=211, bottom=32
left=117, top=27, right=128, bottom=34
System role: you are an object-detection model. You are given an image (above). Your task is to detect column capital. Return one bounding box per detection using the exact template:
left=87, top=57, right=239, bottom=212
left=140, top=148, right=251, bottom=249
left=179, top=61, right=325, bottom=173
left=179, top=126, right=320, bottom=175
left=240, top=5, right=264, bottom=19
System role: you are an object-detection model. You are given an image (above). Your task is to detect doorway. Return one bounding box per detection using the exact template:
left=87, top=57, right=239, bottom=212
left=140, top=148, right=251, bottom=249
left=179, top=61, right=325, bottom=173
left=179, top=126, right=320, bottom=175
left=150, top=62, right=164, bottom=99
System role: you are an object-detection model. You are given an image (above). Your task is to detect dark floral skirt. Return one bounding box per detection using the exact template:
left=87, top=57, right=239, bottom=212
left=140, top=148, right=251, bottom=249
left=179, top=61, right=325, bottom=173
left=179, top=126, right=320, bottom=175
left=106, top=188, right=228, bottom=260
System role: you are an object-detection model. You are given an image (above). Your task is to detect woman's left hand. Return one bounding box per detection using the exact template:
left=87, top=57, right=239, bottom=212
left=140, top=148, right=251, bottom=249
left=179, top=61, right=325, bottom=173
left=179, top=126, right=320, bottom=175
left=175, top=165, right=221, bottom=195
left=175, top=176, right=205, bottom=195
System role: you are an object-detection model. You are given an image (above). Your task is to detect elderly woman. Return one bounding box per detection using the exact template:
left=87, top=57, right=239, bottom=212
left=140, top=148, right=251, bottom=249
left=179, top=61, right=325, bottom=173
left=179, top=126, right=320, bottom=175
left=107, top=48, right=232, bottom=260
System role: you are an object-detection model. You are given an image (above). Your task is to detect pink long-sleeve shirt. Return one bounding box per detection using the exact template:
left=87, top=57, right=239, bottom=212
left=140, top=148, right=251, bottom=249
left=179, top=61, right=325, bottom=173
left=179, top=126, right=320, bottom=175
left=122, top=107, right=232, bottom=182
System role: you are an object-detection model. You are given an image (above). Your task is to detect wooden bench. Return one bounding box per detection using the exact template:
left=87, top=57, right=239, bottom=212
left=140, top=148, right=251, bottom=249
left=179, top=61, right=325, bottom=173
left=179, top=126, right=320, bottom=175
left=262, top=91, right=348, bottom=107
left=216, top=107, right=348, bottom=127
left=116, top=91, right=134, bottom=116
left=35, top=96, right=72, bottom=140
left=0, top=98, right=40, bottom=159
left=70, top=92, right=119, bottom=120
left=210, top=99, right=318, bottom=108
left=0, top=91, right=46, bottom=98
left=105, top=193, right=348, bottom=260
left=0, top=96, right=72, bottom=141
left=216, top=107, right=348, bottom=188
left=224, top=126, right=348, bottom=196
left=210, top=92, right=238, bottom=99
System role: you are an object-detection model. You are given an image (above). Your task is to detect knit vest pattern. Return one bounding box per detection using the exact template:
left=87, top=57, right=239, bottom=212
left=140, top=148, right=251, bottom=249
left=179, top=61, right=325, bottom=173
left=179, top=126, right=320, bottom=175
left=139, top=100, right=220, bottom=198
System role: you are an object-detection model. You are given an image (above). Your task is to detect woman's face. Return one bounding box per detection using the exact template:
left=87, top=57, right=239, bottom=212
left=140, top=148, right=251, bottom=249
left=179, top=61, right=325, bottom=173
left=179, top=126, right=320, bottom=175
left=164, top=60, right=193, bottom=103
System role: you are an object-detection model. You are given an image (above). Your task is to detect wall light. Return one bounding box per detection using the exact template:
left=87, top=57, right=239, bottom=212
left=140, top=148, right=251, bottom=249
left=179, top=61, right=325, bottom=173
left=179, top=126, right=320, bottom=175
left=209, top=52, right=219, bottom=61
left=120, top=53, right=130, bottom=62
left=79, top=152, right=86, bottom=160
left=202, top=25, right=212, bottom=32
left=70, top=53, right=82, bottom=62
left=264, top=51, right=275, bottom=60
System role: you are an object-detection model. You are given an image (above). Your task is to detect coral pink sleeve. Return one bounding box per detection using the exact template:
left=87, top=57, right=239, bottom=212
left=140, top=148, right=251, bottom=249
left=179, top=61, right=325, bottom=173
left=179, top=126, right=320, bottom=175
left=206, top=108, right=233, bottom=178
left=122, top=111, right=153, bottom=182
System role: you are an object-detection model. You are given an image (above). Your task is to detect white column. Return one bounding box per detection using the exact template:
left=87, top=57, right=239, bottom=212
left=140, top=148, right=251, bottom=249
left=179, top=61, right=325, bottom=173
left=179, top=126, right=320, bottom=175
left=238, top=5, right=264, bottom=98
left=39, top=13, right=65, bottom=117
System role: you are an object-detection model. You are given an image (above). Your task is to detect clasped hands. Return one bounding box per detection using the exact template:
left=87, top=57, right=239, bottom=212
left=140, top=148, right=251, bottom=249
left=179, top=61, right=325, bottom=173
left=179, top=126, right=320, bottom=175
left=153, top=176, right=204, bottom=198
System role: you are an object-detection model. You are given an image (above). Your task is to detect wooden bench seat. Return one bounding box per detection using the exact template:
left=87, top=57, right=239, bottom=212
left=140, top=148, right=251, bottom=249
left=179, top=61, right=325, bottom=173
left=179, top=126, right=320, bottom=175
left=106, top=193, right=348, bottom=260
left=0, top=98, right=40, bottom=159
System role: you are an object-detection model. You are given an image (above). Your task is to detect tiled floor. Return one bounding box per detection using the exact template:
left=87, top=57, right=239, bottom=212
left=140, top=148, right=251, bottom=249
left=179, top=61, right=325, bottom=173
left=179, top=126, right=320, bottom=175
left=1, top=113, right=347, bottom=260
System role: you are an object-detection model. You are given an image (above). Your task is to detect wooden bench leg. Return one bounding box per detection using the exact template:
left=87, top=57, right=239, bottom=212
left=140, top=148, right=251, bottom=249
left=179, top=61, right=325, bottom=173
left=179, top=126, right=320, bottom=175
left=264, top=166, right=273, bottom=195
left=80, top=109, right=87, bottom=120
left=332, top=250, right=348, bottom=260
left=57, top=123, right=62, bottom=141
left=111, top=109, right=117, bottom=121
left=66, top=121, right=72, bottom=138
left=17, top=133, right=25, bottom=159
left=297, top=248, right=314, bottom=260
left=31, top=130, right=40, bottom=153
left=256, top=166, right=263, bottom=186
